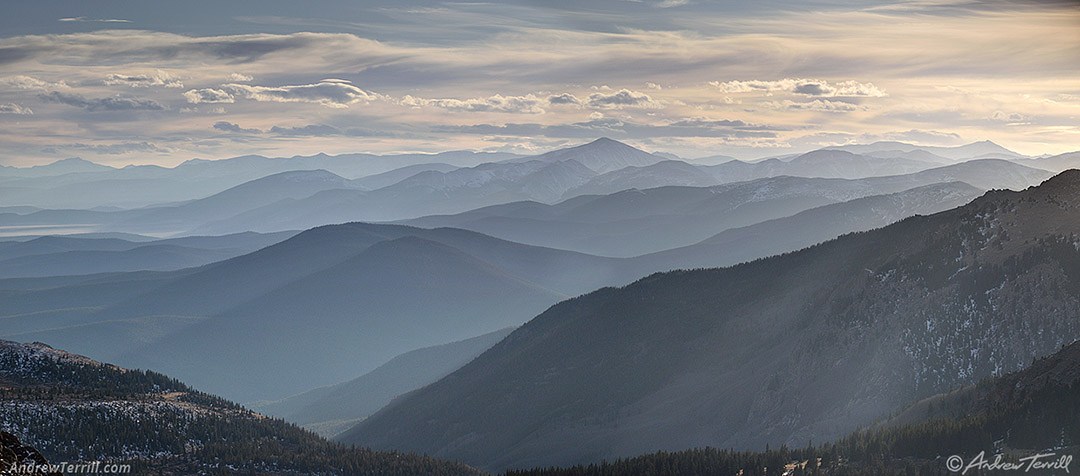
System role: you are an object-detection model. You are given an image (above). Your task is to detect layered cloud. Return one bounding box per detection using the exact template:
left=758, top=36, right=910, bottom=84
left=585, top=89, right=663, bottom=109
left=37, top=91, right=166, bottom=111
left=0, top=103, right=32, bottom=115
left=211, top=121, right=380, bottom=137
left=1, top=75, right=68, bottom=90
left=218, top=80, right=377, bottom=108
left=395, top=89, right=665, bottom=114
left=57, top=17, right=130, bottom=23
left=104, top=71, right=184, bottom=88
left=710, top=78, right=887, bottom=97
left=439, top=116, right=780, bottom=140
left=400, top=94, right=547, bottom=114
left=990, top=111, right=1026, bottom=122
left=0, top=1, right=1076, bottom=164
left=183, top=88, right=235, bottom=104
left=213, top=121, right=259, bottom=133
left=65, top=142, right=170, bottom=155
left=763, top=99, right=865, bottom=112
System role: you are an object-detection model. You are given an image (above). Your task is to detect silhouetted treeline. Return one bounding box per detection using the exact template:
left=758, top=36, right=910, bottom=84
left=504, top=357, right=1080, bottom=476
left=0, top=344, right=480, bottom=476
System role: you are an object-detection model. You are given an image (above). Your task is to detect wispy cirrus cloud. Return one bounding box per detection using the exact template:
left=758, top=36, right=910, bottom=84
left=400, top=93, right=547, bottom=114
left=0, top=1, right=1075, bottom=165
left=0, top=75, right=68, bottom=91
left=104, top=71, right=184, bottom=88
left=438, top=116, right=779, bottom=140
left=547, top=93, right=581, bottom=105
left=220, top=80, right=377, bottom=108
left=57, top=17, right=131, bottom=23
left=183, top=88, right=235, bottom=104
left=0, top=103, right=33, bottom=115
left=990, top=111, right=1026, bottom=122
left=710, top=78, right=887, bottom=97
left=585, top=89, right=662, bottom=109
left=267, top=124, right=381, bottom=137
left=37, top=91, right=166, bottom=111
left=762, top=99, right=866, bottom=112
left=64, top=142, right=170, bottom=155
left=213, top=121, right=259, bottom=134
left=211, top=121, right=382, bottom=137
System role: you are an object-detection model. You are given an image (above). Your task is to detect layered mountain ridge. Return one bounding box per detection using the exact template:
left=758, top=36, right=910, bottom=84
left=0, top=339, right=479, bottom=475
left=344, top=170, right=1080, bottom=472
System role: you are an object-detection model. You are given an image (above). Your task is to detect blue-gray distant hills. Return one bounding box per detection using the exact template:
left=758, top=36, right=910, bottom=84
left=403, top=159, right=1049, bottom=256
left=0, top=179, right=993, bottom=422
left=0, top=222, right=640, bottom=402
left=0, top=160, right=1055, bottom=406
left=0, top=231, right=296, bottom=278
left=0, top=150, right=516, bottom=209
left=1019, top=150, right=1080, bottom=172
left=192, top=142, right=1049, bottom=237
left=252, top=327, right=517, bottom=437
left=0, top=138, right=1073, bottom=426
left=342, top=170, right=1080, bottom=472
left=0, top=175, right=989, bottom=405
left=825, top=139, right=1026, bottom=160
left=2, top=138, right=1061, bottom=240
left=633, top=181, right=983, bottom=271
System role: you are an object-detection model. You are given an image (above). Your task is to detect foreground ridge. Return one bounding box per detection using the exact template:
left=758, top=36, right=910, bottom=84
left=0, top=340, right=480, bottom=476
left=506, top=338, right=1080, bottom=476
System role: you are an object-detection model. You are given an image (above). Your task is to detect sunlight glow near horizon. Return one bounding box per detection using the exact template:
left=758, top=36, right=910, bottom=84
left=0, top=0, right=1078, bottom=166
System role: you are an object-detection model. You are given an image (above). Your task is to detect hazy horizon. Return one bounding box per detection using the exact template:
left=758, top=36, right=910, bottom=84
left=0, top=0, right=1078, bottom=167
left=0, top=136, right=1058, bottom=171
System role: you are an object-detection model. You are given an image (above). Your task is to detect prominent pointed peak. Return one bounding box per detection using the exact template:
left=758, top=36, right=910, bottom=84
left=966, top=139, right=1000, bottom=148
left=578, top=137, right=637, bottom=150
left=46, top=157, right=94, bottom=165
left=529, top=137, right=663, bottom=174
left=956, top=139, right=1021, bottom=156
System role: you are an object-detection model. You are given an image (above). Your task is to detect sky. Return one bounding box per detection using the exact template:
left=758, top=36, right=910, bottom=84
left=0, top=0, right=1078, bottom=166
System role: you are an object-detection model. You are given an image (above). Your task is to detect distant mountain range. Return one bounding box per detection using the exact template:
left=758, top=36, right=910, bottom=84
left=508, top=137, right=667, bottom=173
left=1019, top=151, right=1080, bottom=173
left=0, top=150, right=517, bottom=209
left=825, top=139, right=1026, bottom=161
left=404, top=159, right=1050, bottom=257
left=633, top=182, right=984, bottom=271
left=567, top=149, right=942, bottom=198
left=344, top=170, right=1080, bottom=472
left=152, top=144, right=1058, bottom=237
left=2, top=137, right=1078, bottom=476
left=0, top=231, right=296, bottom=278
left=1, top=138, right=1064, bottom=238
left=1, top=222, right=646, bottom=402
left=0, top=179, right=1000, bottom=409
left=253, top=327, right=517, bottom=437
